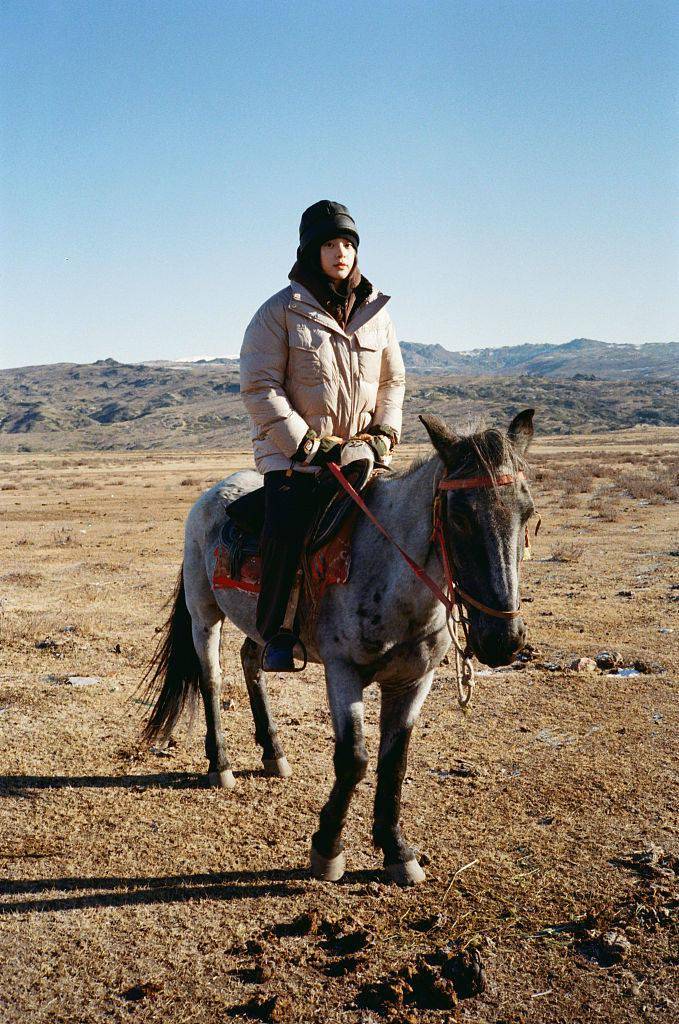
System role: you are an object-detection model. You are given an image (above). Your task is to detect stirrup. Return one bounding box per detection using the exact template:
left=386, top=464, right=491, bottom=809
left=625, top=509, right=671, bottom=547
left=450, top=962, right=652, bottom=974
left=261, top=631, right=308, bottom=673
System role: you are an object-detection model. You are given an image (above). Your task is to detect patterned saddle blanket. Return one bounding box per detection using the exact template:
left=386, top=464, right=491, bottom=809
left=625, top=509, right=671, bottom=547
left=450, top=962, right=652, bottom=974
left=211, top=463, right=373, bottom=603
left=212, top=510, right=357, bottom=603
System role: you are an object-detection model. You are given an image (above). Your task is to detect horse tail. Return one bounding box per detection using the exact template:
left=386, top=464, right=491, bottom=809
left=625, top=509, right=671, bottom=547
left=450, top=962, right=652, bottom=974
left=140, top=564, right=201, bottom=744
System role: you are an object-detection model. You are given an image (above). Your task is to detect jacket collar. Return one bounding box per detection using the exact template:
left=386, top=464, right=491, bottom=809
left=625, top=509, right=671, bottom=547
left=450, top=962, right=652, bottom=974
left=289, top=282, right=390, bottom=339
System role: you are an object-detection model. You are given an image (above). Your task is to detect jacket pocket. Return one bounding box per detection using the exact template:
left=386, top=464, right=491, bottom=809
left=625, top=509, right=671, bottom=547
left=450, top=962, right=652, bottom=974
left=287, top=320, right=328, bottom=385
left=355, top=329, right=384, bottom=384
left=290, top=320, right=326, bottom=351
left=285, top=315, right=336, bottom=418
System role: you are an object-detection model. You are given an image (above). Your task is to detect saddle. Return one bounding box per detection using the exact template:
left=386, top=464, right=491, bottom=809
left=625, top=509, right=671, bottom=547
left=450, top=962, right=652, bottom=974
left=212, top=459, right=374, bottom=596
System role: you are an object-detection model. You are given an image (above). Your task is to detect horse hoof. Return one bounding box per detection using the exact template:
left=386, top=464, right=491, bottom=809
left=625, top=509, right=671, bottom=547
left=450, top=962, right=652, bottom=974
left=263, top=756, right=292, bottom=778
left=310, top=845, right=346, bottom=882
left=208, top=769, right=236, bottom=790
left=386, top=858, right=426, bottom=886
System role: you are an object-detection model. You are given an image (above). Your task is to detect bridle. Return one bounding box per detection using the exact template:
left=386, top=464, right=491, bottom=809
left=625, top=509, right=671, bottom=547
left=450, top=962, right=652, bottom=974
left=434, top=471, right=525, bottom=620
left=328, top=461, right=536, bottom=708
left=432, top=469, right=528, bottom=707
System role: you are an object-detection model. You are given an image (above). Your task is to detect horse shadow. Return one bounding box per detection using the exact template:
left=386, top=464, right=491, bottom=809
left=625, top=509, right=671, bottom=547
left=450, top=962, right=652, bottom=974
left=0, top=866, right=381, bottom=916
left=0, top=772, right=382, bottom=915
left=0, top=768, right=274, bottom=795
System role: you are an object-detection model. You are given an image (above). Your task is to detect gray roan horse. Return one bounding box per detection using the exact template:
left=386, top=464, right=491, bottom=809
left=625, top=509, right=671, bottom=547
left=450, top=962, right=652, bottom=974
left=143, top=410, right=536, bottom=885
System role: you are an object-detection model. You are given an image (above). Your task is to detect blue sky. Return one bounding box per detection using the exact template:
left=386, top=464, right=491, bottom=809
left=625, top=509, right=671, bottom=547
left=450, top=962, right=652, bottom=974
left=1, top=0, right=677, bottom=369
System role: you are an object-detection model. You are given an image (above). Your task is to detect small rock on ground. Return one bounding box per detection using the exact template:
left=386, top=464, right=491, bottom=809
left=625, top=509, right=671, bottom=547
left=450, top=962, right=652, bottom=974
left=595, top=650, right=623, bottom=670
left=569, top=657, right=597, bottom=672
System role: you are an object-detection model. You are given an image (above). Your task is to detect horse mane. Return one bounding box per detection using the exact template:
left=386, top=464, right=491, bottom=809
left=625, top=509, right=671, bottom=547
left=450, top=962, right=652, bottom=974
left=396, top=418, right=525, bottom=483
left=451, top=426, right=525, bottom=480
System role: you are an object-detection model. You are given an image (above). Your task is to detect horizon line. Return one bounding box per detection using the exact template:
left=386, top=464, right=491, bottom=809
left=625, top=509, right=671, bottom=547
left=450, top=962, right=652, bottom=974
left=1, top=336, right=676, bottom=373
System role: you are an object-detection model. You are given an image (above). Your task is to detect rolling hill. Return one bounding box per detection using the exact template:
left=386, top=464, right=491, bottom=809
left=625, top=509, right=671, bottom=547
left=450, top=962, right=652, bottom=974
left=0, top=337, right=676, bottom=452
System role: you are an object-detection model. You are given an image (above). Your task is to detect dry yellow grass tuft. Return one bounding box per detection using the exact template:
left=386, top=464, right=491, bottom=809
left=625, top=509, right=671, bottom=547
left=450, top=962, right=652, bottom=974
left=550, top=541, right=585, bottom=563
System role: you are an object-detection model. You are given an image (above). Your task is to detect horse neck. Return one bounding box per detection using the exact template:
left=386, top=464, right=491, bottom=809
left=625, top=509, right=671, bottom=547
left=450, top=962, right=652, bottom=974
left=369, top=455, right=443, bottom=578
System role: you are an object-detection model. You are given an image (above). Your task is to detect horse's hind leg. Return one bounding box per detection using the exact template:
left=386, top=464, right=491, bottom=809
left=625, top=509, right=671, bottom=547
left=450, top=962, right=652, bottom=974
left=373, top=672, right=433, bottom=885
left=240, top=637, right=291, bottom=778
left=311, top=661, right=367, bottom=882
left=191, top=608, right=235, bottom=790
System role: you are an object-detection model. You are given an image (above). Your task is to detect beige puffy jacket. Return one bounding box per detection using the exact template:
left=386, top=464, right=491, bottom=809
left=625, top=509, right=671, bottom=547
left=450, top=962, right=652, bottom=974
left=239, top=281, right=406, bottom=474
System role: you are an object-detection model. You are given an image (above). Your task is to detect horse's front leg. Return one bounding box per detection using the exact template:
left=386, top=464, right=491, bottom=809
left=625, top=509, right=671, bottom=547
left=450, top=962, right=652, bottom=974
left=311, top=661, right=367, bottom=882
left=374, top=671, right=433, bottom=885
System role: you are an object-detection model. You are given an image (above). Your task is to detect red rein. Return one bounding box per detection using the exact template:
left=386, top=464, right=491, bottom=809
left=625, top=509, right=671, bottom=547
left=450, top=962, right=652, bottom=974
left=328, top=462, right=524, bottom=621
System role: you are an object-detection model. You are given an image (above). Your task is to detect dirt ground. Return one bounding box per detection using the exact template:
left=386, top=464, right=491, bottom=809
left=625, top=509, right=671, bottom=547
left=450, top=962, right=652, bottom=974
left=0, top=428, right=677, bottom=1024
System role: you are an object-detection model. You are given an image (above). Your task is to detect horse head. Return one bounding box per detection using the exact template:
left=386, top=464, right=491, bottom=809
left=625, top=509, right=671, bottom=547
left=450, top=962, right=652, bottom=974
left=420, top=409, right=536, bottom=667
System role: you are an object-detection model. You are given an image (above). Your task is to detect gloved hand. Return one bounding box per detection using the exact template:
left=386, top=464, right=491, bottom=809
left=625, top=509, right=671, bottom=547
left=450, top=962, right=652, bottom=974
left=353, top=425, right=397, bottom=462
left=314, top=435, right=343, bottom=465
left=341, top=438, right=375, bottom=470
left=293, top=429, right=343, bottom=466
left=365, top=434, right=390, bottom=461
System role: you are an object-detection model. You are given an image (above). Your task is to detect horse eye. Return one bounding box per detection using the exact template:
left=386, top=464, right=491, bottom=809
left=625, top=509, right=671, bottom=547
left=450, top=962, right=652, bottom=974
left=448, top=512, right=472, bottom=534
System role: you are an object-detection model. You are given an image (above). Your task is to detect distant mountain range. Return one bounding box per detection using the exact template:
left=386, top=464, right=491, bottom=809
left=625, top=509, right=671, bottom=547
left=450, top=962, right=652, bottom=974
left=0, top=339, right=676, bottom=451
left=145, top=337, right=678, bottom=380
left=400, top=337, right=678, bottom=379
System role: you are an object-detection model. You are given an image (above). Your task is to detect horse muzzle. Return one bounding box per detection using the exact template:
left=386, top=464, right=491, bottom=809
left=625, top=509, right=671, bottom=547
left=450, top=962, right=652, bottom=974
left=469, top=617, right=526, bottom=667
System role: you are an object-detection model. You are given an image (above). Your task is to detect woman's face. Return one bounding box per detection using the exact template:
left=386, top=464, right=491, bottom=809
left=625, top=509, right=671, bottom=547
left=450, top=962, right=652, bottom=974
left=319, top=237, right=356, bottom=281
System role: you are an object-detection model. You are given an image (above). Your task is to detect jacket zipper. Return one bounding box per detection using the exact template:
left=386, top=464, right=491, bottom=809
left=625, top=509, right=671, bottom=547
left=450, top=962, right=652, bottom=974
left=349, top=338, right=357, bottom=429
left=289, top=296, right=390, bottom=431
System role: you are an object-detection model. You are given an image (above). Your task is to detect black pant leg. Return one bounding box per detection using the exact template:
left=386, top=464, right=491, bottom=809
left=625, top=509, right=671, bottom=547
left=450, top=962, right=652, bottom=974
left=256, top=471, right=319, bottom=641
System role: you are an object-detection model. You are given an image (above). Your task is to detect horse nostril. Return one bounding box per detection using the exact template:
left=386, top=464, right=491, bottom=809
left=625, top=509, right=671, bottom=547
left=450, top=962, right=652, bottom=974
left=475, top=622, right=526, bottom=667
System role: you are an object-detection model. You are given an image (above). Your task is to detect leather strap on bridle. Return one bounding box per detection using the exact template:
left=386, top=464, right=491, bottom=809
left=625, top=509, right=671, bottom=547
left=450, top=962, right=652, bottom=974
left=439, top=471, right=523, bottom=491
left=432, top=511, right=522, bottom=619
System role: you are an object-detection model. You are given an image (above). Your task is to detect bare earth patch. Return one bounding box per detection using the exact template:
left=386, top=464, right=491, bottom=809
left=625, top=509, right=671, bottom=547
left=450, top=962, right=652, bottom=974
left=0, top=429, right=677, bottom=1023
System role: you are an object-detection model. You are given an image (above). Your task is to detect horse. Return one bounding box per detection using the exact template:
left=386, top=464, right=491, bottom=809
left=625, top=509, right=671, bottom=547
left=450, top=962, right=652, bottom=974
left=142, top=409, right=536, bottom=885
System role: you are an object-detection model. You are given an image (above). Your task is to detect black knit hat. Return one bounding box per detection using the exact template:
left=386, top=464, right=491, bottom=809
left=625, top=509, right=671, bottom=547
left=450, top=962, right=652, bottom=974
left=298, top=200, right=359, bottom=256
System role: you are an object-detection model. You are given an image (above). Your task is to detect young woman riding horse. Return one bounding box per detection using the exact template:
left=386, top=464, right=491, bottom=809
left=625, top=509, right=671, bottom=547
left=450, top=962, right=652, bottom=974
left=142, top=202, right=537, bottom=885
left=239, top=200, right=406, bottom=671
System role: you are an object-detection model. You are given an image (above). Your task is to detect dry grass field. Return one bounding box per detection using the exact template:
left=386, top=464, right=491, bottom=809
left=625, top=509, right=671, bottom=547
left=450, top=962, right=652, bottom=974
left=0, top=428, right=677, bottom=1024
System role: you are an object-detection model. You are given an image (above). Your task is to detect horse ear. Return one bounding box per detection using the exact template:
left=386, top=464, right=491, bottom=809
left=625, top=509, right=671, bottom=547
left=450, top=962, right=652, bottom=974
left=419, top=414, right=459, bottom=466
left=507, top=408, right=535, bottom=455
